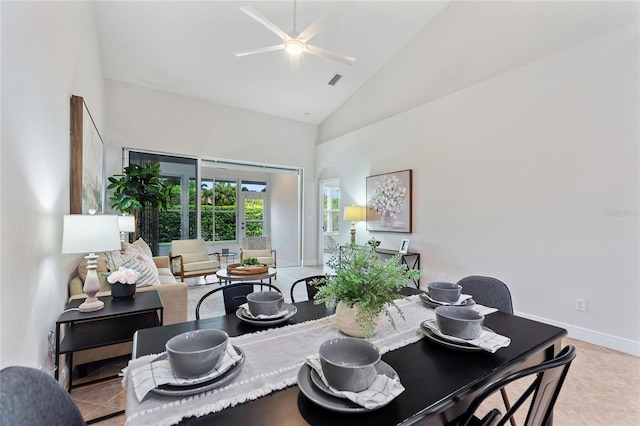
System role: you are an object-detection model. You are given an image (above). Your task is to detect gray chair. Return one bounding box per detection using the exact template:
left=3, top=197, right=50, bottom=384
left=195, top=282, right=282, bottom=319
left=457, top=275, right=513, bottom=314
left=456, top=345, right=576, bottom=426
left=457, top=275, right=514, bottom=424
left=289, top=275, right=331, bottom=303
left=0, top=366, right=86, bottom=425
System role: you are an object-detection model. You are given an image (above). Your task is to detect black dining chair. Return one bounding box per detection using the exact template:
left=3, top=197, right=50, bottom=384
left=289, top=275, right=331, bottom=303
left=195, top=282, right=282, bottom=319
left=457, top=275, right=515, bottom=424
left=0, top=366, right=86, bottom=426
left=456, top=344, right=576, bottom=426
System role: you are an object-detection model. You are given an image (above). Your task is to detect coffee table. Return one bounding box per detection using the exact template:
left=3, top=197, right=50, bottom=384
left=216, top=267, right=277, bottom=286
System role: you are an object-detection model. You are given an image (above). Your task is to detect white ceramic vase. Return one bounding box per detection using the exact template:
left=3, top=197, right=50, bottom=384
left=334, top=301, right=381, bottom=338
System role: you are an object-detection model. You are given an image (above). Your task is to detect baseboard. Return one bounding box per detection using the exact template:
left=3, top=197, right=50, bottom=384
left=515, top=311, right=640, bottom=357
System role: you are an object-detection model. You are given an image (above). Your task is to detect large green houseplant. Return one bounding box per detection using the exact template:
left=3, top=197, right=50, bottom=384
left=107, top=161, right=175, bottom=252
left=313, top=238, right=421, bottom=339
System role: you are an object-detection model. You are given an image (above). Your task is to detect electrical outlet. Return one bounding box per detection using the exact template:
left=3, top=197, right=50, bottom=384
left=575, top=298, right=586, bottom=312
left=440, top=272, right=446, bottom=281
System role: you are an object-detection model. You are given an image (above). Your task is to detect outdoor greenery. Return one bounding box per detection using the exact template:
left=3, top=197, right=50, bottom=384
left=313, top=238, right=421, bottom=339
left=158, top=180, right=264, bottom=243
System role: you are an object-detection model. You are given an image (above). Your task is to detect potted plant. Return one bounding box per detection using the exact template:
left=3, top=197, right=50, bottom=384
left=107, top=161, right=176, bottom=253
left=107, top=267, right=140, bottom=299
left=313, top=238, right=421, bottom=339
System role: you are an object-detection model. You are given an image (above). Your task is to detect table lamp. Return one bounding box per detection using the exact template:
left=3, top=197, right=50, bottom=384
left=344, top=205, right=365, bottom=245
left=62, top=214, right=122, bottom=312
left=118, top=215, right=135, bottom=242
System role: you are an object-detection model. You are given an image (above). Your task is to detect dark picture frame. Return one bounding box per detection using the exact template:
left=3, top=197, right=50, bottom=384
left=366, top=169, right=412, bottom=233
left=70, top=95, right=104, bottom=214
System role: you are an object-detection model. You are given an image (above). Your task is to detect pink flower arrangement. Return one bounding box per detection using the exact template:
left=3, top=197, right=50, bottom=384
left=107, top=267, right=140, bottom=285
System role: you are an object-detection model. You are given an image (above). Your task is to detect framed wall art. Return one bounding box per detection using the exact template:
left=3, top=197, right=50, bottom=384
left=366, top=169, right=412, bottom=233
left=399, top=238, right=411, bottom=254
left=70, top=95, right=104, bottom=214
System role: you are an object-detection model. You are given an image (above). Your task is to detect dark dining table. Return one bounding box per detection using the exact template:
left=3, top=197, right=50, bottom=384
left=131, top=289, right=567, bottom=425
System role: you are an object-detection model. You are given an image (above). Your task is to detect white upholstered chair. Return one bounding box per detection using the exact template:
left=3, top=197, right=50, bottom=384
left=239, top=236, right=276, bottom=268
left=169, top=239, right=221, bottom=281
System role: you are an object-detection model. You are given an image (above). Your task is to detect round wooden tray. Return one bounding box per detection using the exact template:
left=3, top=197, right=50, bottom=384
left=226, top=263, right=269, bottom=275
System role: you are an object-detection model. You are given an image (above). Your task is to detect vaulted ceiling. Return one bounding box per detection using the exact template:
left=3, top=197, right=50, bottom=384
left=95, top=1, right=449, bottom=125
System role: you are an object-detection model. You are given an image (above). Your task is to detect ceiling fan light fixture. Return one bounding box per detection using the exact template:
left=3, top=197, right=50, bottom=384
left=284, top=39, right=305, bottom=55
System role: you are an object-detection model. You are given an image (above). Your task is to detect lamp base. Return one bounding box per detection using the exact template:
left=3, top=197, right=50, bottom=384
left=78, top=296, right=104, bottom=312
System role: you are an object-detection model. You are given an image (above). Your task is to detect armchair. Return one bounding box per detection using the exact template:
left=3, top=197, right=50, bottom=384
left=169, top=239, right=221, bottom=281
left=239, top=236, right=276, bottom=268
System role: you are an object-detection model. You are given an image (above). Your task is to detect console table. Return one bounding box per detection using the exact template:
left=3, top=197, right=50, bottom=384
left=339, top=246, right=421, bottom=288
left=55, top=290, right=164, bottom=391
left=376, top=248, right=421, bottom=288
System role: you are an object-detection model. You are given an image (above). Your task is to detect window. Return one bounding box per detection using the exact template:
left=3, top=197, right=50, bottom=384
left=323, top=184, right=340, bottom=234
left=213, top=180, right=237, bottom=242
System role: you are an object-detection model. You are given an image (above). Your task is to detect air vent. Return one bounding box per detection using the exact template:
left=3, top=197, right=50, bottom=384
left=328, top=74, right=342, bottom=86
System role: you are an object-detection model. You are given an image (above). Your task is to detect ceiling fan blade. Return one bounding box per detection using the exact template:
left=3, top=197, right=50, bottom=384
left=233, top=44, right=284, bottom=57
left=239, top=6, right=289, bottom=42
left=290, top=54, right=300, bottom=81
left=298, top=8, right=344, bottom=42
left=305, top=44, right=356, bottom=66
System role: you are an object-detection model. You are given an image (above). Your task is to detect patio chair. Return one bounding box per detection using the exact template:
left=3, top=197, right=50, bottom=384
left=169, top=239, right=221, bottom=281
left=195, top=282, right=282, bottom=319
left=456, top=345, right=576, bottom=426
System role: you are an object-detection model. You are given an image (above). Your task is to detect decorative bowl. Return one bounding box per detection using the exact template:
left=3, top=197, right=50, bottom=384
left=427, top=282, right=462, bottom=303
left=435, top=306, right=484, bottom=339
left=247, top=291, right=284, bottom=316
left=318, top=337, right=381, bottom=392
left=165, top=329, right=229, bottom=378
left=226, top=263, right=269, bottom=275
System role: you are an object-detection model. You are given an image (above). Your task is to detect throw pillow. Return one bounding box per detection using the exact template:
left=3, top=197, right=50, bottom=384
left=120, top=256, right=159, bottom=287
left=132, top=238, right=153, bottom=258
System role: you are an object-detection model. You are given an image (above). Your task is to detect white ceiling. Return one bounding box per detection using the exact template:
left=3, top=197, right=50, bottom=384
left=95, top=1, right=449, bottom=124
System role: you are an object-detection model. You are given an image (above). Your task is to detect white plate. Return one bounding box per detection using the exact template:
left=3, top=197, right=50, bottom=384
left=309, top=361, right=399, bottom=400
left=151, top=346, right=245, bottom=396
left=420, top=322, right=494, bottom=352
left=298, top=363, right=400, bottom=413
left=419, top=293, right=474, bottom=308
left=236, top=303, right=297, bottom=326
left=239, top=306, right=288, bottom=321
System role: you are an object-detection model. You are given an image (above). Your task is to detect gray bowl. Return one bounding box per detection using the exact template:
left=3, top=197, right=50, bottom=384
left=435, top=306, right=485, bottom=339
left=427, top=281, right=462, bottom=303
left=318, top=337, right=381, bottom=392
left=247, top=291, right=283, bottom=316
left=165, top=329, right=229, bottom=378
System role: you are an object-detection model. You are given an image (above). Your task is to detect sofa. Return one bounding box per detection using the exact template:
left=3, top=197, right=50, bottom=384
left=67, top=240, right=188, bottom=368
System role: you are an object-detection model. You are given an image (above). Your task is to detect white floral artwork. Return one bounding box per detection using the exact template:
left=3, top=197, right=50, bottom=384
left=366, top=170, right=412, bottom=232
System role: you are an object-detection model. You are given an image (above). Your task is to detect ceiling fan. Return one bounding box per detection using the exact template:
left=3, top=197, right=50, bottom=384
left=233, top=1, right=356, bottom=78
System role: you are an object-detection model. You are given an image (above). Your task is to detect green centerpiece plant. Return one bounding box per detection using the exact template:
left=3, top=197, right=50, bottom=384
left=313, top=238, right=421, bottom=339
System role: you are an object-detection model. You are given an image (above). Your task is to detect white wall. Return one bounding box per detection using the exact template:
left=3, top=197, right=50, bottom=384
left=1, top=1, right=106, bottom=370
left=317, top=5, right=639, bottom=354
left=104, top=81, right=318, bottom=264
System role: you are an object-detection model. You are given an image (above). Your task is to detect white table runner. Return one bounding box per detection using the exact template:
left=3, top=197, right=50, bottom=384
left=122, top=295, right=468, bottom=425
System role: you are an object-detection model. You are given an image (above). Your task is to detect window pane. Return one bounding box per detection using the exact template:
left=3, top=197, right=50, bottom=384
left=200, top=180, right=214, bottom=240
left=332, top=212, right=340, bottom=232
left=241, top=181, right=267, bottom=192
left=214, top=180, right=237, bottom=242
left=214, top=211, right=236, bottom=241
left=246, top=222, right=263, bottom=236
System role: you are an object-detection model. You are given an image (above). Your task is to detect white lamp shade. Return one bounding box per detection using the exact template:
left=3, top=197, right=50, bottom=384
left=344, top=206, right=365, bottom=222
left=62, top=215, right=122, bottom=254
left=118, top=215, right=136, bottom=232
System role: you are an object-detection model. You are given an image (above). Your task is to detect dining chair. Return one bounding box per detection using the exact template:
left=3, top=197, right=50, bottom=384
left=289, top=275, right=331, bottom=303
left=456, top=344, right=576, bottom=426
left=0, top=366, right=86, bottom=425
left=457, top=275, right=515, bottom=424
left=195, top=282, right=282, bottom=319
